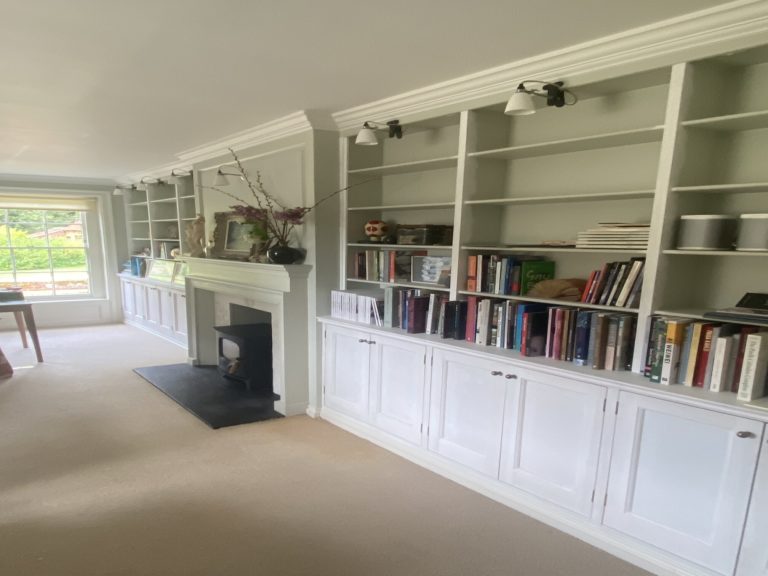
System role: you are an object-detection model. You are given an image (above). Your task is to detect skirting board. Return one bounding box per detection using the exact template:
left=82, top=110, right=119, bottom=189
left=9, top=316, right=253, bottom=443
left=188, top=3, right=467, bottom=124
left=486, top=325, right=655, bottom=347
left=320, top=406, right=722, bottom=576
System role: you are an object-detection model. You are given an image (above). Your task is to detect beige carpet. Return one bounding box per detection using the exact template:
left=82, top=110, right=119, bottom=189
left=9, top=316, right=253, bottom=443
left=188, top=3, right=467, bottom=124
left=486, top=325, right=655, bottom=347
left=0, top=324, right=651, bottom=576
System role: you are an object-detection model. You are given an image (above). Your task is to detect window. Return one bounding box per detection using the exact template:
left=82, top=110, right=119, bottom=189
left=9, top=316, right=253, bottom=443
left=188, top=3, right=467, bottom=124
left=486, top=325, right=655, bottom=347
left=0, top=208, right=91, bottom=297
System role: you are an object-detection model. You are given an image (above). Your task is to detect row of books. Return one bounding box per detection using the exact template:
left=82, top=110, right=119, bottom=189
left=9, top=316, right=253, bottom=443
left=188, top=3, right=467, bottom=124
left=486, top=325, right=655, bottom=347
left=644, top=316, right=768, bottom=401
left=466, top=254, right=554, bottom=295
left=353, top=250, right=451, bottom=286
left=580, top=258, right=644, bottom=308
left=330, top=290, right=384, bottom=326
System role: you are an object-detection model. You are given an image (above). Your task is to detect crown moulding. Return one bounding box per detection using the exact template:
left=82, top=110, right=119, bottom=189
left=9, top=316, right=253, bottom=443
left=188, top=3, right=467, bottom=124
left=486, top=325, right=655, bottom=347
left=332, top=0, right=768, bottom=132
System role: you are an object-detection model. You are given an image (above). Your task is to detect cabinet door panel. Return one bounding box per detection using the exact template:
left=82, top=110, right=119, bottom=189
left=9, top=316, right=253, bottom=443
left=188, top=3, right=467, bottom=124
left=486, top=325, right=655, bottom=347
left=323, top=325, right=370, bottom=420
left=736, top=433, right=768, bottom=576
left=159, top=289, right=174, bottom=332
left=500, top=369, right=606, bottom=516
left=369, top=335, right=426, bottom=445
left=146, top=286, right=162, bottom=326
left=604, top=392, right=762, bottom=575
left=173, top=291, right=187, bottom=336
left=429, top=350, right=507, bottom=477
left=121, top=280, right=135, bottom=317
left=133, top=284, right=147, bottom=320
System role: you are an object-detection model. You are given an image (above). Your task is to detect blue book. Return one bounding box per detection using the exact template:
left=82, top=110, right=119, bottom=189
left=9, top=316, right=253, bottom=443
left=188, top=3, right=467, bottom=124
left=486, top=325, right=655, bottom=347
left=514, top=303, right=547, bottom=350
left=573, top=310, right=594, bottom=366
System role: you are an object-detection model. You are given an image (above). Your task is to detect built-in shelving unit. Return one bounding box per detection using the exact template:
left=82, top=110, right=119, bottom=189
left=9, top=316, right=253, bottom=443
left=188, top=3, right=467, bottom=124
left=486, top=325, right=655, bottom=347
left=124, top=174, right=197, bottom=259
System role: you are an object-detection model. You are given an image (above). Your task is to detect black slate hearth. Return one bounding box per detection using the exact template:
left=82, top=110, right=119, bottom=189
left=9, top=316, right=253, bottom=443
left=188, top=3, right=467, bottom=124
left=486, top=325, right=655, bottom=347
left=134, top=364, right=282, bottom=429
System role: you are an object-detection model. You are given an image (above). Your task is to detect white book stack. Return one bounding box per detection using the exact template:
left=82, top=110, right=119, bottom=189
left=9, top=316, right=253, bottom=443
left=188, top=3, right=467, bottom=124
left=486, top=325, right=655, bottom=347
left=737, top=332, right=768, bottom=402
left=576, top=223, right=650, bottom=250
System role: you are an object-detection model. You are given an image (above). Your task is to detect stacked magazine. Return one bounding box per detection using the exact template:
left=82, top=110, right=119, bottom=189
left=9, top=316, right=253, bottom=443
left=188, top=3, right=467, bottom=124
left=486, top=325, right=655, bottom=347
left=576, top=222, right=650, bottom=250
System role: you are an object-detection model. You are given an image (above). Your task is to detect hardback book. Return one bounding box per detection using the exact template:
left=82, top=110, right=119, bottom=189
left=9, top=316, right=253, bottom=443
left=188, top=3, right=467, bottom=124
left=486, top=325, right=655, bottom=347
left=660, top=319, right=692, bottom=385
left=443, top=300, right=467, bottom=340
left=604, top=315, right=620, bottom=371
left=490, top=301, right=501, bottom=346
left=625, top=270, right=644, bottom=308
left=497, top=303, right=508, bottom=348
left=436, top=298, right=447, bottom=337
left=503, top=301, right=518, bottom=350
left=466, top=255, right=478, bottom=292
left=522, top=311, right=549, bottom=357
left=551, top=307, right=565, bottom=359
left=573, top=310, right=593, bottom=366
left=643, top=315, right=661, bottom=377
left=425, top=293, right=438, bottom=334
left=605, top=262, right=629, bottom=306
left=545, top=307, right=556, bottom=357
left=597, top=262, right=620, bottom=305
left=676, top=322, right=694, bottom=384
left=581, top=270, right=598, bottom=303
left=589, top=262, right=613, bottom=304
left=709, top=333, right=740, bottom=393
left=519, top=260, right=555, bottom=295
left=560, top=308, right=571, bottom=360
left=693, top=324, right=719, bottom=388
left=614, top=259, right=645, bottom=307
left=732, top=326, right=760, bottom=392
left=737, top=332, right=768, bottom=402
left=614, top=314, right=635, bottom=372
left=486, top=255, right=499, bottom=294
left=515, top=303, right=547, bottom=350
left=465, top=296, right=478, bottom=342
left=586, top=311, right=601, bottom=368
left=476, top=299, right=493, bottom=346
left=649, top=317, right=669, bottom=383
left=566, top=308, right=578, bottom=362
left=406, top=295, right=430, bottom=334
left=592, top=313, right=611, bottom=370
left=682, top=322, right=710, bottom=386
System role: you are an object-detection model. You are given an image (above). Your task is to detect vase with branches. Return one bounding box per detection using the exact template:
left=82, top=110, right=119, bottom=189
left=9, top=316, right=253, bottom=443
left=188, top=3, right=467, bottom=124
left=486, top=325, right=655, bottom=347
left=209, top=147, right=358, bottom=264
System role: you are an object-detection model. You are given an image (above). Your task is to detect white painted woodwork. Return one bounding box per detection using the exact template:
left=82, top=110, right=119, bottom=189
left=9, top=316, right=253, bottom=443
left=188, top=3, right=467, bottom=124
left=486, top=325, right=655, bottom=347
left=322, top=323, right=370, bottom=420
left=603, top=392, right=763, bottom=575
left=369, top=334, right=426, bottom=445
left=428, top=349, right=508, bottom=477
left=735, top=433, right=768, bottom=576
left=119, top=275, right=186, bottom=346
left=499, top=368, right=607, bottom=516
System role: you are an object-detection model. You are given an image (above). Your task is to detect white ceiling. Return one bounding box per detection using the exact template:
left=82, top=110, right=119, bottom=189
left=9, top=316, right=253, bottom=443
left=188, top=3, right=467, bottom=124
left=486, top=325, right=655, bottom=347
left=0, top=0, right=732, bottom=181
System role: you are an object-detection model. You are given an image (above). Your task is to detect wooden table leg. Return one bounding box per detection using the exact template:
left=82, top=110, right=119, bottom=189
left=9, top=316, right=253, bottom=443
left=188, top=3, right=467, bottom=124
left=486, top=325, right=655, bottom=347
left=13, top=311, right=28, bottom=348
left=21, top=306, right=42, bottom=362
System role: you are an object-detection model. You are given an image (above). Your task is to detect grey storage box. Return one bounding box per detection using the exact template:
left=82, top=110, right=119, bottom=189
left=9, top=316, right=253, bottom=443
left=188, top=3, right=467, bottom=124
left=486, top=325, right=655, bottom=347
left=736, top=214, right=768, bottom=251
left=676, top=215, right=738, bottom=250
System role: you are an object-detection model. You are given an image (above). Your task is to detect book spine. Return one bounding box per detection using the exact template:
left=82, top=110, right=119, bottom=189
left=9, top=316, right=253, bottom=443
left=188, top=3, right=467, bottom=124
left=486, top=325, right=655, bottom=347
left=737, top=333, right=768, bottom=402
left=660, top=320, right=688, bottom=385
left=573, top=310, right=592, bottom=366
left=693, top=326, right=716, bottom=388
left=465, top=296, right=478, bottom=342
left=466, top=255, right=478, bottom=292
left=649, top=318, right=668, bottom=383
left=604, top=316, right=619, bottom=371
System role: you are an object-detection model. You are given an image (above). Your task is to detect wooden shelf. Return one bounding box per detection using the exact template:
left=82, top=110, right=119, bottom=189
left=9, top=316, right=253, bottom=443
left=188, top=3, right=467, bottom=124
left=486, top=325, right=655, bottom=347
left=347, top=278, right=450, bottom=293
left=672, top=183, right=768, bottom=193
left=663, top=249, right=768, bottom=256
left=468, top=126, right=664, bottom=160
left=151, top=218, right=178, bottom=223
left=682, top=110, right=768, bottom=131
left=464, top=190, right=655, bottom=205
left=348, top=243, right=452, bottom=251
left=348, top=156, right=458, bottom=176
left=462, top=245, right=646, bottom=254
left=154, top=238, right=180, bottom=242
left=654, top=308, right=768, bottom=328
left=128, top=202, right=148, bottom=207
left=457, top=290, right=639, bottom=313
left=178, top=194, right=196, bottom=200
left=131, top=237, right=151, bottom=241
left=129, top=220, right=149, bottom=224
left=348, top=202, right=455, bottom=211
left=149, top=197, right=177, bottom=204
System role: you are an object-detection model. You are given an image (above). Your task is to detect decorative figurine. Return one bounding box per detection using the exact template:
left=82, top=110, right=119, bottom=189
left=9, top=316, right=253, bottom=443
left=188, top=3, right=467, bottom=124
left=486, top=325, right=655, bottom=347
left=186, top=214, right=206, bottom=257
left=364, top=220, right=389, bottom=242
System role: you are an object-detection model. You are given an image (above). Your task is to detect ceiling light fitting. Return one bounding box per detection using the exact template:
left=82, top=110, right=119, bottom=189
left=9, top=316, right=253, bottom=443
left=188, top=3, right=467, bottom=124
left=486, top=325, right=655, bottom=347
left=504, top=80, right=577, bottom=116
left=112, top=184, right=136, bottom=196
left=213, top=167, right=243, bottom=187
left=169, top=168, right=192, bottom=183
left=355, top=119, right=403, bottom=146
left=135, top=176, right=163, bottom=191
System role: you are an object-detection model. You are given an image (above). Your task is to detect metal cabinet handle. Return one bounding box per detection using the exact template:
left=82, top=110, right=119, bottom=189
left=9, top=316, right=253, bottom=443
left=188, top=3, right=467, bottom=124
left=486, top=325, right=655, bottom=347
left=505, top=374, right=518, bottom=379
left=491, top=370, right=503, bottom=376
left=736, top=431, right=755, bottom=439
left=368, top=340, right=376, bottom=345
left=358, top=338, right=368, bottom=343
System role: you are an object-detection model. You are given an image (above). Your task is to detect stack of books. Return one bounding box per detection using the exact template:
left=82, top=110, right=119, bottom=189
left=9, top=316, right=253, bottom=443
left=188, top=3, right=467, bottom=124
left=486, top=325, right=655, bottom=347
left=331, top=289, right=384, bottom=326
left=466, top=254, right=555, bottom=295
left=575, top=223, right=650, bottom=250
left=580, top=258, right=644, bottom=308
left=644, top=316, right=768, bottom=401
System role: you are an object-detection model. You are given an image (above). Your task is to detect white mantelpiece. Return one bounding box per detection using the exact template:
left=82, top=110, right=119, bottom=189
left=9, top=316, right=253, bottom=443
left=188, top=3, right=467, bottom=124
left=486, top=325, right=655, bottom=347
left=184, top=257, right=311, bottom=416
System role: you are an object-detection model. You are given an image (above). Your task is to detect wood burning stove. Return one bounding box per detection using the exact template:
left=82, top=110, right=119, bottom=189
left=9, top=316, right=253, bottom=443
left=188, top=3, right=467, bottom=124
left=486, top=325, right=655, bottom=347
left=214, top=323, right=273, bottom=396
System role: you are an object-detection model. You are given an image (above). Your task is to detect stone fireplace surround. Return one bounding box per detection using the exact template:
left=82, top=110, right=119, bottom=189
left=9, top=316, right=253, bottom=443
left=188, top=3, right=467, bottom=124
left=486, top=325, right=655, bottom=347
left=184, top=257, right=311, bottom=416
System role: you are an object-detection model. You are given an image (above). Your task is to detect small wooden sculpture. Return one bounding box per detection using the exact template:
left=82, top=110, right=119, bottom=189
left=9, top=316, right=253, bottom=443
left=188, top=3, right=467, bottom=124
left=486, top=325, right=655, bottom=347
left=186, top=214, right=206, bottom=257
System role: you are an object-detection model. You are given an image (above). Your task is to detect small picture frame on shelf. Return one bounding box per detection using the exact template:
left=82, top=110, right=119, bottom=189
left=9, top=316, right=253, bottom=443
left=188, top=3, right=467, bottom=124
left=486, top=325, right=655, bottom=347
left=146, top=259, right=178, bottom=283
left=410, top=256, right=451, bottom=286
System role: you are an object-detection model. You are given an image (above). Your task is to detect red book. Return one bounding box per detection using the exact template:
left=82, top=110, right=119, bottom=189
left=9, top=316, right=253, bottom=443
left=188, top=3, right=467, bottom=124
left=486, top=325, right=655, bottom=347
left=552, top=308, right=565, bottom=360
left=388, top=252, right=396, bottom=283
left=465, top=296, right=478, bottom=342
left=581, top=270, right=597, bottom=303
left=466, top=255, right=478, bottom=292
left=590, top=262, right=614, bottom=304
left=693, top=325, right=716, bottom=387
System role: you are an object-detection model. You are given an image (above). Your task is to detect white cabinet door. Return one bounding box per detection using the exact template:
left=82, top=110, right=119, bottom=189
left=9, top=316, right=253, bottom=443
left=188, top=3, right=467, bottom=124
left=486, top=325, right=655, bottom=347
left=736, top=433, right=768, bottom=576
left=172, top=290, right=187, bottom=337
left=120, top=279, right=135, bottom=318
left=428, top=349, right=508, bottom=477
left=145, top=286, right=162, bottom=327
left=159, top=288, right=174, bottom=333
left=133, top=283, right=148, bottom=321
left=369, top=334, right=426, bottom=445
left=323, top=324, right=371, bottom=420
left=500, top=368, right=606, bottom=516
left=604, top=392, right=762, bottom=575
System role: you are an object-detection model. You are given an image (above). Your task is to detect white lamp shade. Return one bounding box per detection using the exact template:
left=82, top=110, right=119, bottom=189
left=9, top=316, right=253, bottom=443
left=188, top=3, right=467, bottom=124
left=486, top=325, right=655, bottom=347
left=355, top=126, right=379, bottom=146
left=504, top=91, right=536, bottom=115
left=113, top=187, right=124, bottom=196
left=135, top=182, right=147, bottom=191
left=213, top=171, right=231, bottom=186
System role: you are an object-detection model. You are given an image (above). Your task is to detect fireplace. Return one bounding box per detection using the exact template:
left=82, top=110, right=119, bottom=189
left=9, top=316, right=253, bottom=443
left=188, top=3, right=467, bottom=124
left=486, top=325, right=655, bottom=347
left=215, top=323, right=272, bottom=394
left=184, top=258, right=311, bottom=416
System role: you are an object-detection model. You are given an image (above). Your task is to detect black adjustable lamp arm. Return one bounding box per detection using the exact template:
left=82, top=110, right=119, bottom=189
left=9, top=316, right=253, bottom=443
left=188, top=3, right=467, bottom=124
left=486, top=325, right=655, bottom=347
left=516, top=80, right=577, bottom=108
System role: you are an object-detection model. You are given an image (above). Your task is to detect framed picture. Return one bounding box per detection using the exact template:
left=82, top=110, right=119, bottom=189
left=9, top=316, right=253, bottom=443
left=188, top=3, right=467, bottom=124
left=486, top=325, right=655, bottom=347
left=211, top=212, right=252, bottom=259
left=146, top=259, right=178, bottom=283
left=410, top=255, right=451, bottom=286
